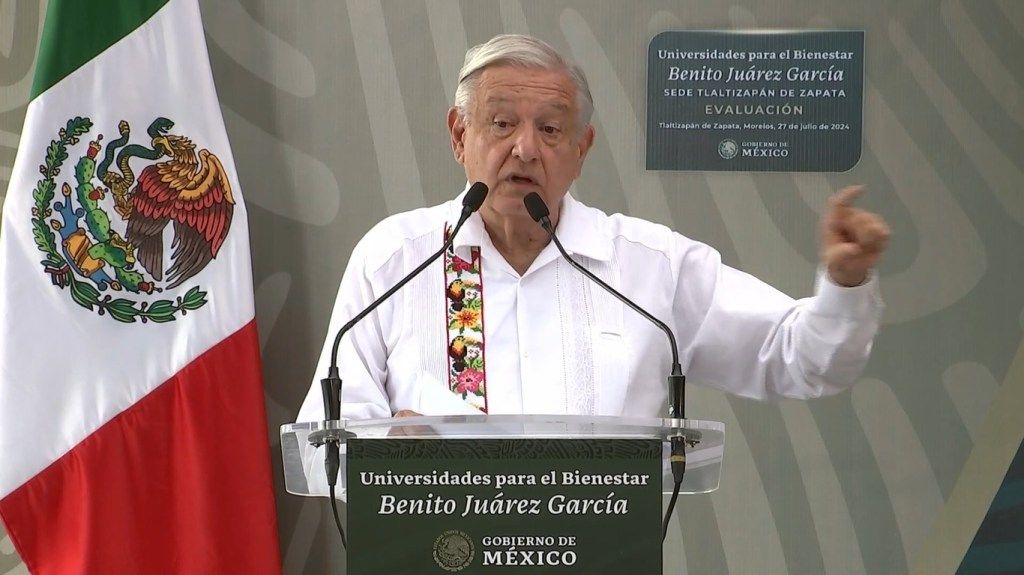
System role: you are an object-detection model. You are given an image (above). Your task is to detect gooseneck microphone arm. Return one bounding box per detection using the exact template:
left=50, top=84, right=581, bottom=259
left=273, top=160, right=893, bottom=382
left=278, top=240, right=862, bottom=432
left=522, top=192, right=688, bottom=541
left=321, top=181, right=488, bottom=464
left=327, top=181, right=489, bottom=379
left=317, top=182, right=488, bottom=549
left=521, top=193, right=686, bottom=418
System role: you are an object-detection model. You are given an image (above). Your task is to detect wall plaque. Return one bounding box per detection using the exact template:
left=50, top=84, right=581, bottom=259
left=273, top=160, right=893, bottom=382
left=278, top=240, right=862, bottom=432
left=646, top=31, right=864, bottom=172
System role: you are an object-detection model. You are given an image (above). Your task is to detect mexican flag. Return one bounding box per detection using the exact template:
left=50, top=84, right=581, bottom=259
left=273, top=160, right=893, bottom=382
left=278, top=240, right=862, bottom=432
left=0, top=1, right=282, bottom=573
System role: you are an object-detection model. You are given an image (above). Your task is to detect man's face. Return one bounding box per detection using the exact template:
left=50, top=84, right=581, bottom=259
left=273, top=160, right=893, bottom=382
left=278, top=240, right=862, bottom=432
left=448, top=65, right=594, bottom=220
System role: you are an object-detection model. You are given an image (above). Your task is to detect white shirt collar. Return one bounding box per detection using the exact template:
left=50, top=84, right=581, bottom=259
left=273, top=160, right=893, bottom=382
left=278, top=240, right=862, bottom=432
left=553, top=192, right=613, bottom=262
left=447, top=183, right=612, bottom=263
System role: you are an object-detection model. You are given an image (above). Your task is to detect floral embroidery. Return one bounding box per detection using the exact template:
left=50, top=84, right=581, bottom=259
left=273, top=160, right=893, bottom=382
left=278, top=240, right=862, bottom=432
left=445, top=227, right=487, bottom=412
left=450, top=307, right=481, bottom=331
left=455, top=368, right=484, bottom=394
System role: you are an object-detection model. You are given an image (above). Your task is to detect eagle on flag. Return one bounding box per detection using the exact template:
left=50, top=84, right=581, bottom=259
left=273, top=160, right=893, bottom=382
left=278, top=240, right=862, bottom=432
left=126, top=120, right=235, bottom=289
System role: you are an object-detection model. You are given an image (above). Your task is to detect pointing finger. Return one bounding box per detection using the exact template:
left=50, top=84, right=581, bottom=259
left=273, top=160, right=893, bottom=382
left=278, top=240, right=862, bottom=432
left=828, top=185, right=865, bottom=210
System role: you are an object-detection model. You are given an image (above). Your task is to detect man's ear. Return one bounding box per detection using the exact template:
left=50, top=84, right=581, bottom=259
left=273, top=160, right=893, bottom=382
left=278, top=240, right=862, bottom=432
left=573, top=124, right=595, bottom=178
left=447, top=107, right=466, bottom=164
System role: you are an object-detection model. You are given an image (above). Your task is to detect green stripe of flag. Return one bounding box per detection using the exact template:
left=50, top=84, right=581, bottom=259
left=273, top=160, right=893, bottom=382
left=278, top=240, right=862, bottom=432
left=32, top=0, right=169, bottom=99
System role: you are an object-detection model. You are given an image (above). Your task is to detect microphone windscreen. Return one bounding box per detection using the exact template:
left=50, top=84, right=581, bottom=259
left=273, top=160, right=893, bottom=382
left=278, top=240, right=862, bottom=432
left=523, top=192, right=550, bottom=223
left=463, top=182, right=489, bottom=212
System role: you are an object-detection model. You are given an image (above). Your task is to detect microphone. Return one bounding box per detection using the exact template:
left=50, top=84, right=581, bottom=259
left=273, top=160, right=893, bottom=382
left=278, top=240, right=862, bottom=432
left=522, top=193, right=686, bottom=419
left=320, top=182, right=488, bottom=487
left=523, top=192, right=687, bottom=539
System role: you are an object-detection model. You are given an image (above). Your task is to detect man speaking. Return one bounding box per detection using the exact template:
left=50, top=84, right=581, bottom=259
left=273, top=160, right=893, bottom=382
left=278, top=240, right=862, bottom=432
left=296, top=34, right=889, bottom=423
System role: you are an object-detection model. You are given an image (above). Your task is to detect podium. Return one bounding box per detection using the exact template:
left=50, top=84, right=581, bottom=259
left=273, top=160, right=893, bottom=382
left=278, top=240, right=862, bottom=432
left=281, top=415, right=724, bottom=573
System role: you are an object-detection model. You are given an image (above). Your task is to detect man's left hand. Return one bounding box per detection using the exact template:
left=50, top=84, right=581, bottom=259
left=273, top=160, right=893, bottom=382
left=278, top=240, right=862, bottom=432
left=820, top=186, right=890, bottom=287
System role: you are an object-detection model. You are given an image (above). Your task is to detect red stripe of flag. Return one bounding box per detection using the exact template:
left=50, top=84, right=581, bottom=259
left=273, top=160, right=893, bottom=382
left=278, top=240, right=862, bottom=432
left=0, top=320, right=282, bottom=574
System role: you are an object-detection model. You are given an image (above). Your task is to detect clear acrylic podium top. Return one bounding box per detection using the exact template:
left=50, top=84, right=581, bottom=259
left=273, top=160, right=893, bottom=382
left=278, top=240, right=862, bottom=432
left=281, top=414, right=724, bottom=497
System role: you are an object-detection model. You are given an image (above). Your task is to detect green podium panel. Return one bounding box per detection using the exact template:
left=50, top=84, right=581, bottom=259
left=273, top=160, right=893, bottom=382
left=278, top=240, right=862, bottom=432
left=347, top=438, right=662, bottom=574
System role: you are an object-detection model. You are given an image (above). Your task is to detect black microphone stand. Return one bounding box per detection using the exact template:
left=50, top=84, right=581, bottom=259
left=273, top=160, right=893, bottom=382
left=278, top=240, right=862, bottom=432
left=316, top=182, right=488, bottom=549
left=522, top=192, right=687, bottom=542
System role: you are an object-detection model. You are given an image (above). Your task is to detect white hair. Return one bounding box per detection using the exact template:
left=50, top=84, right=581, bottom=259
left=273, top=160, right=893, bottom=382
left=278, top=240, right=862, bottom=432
left=454, top=34, right=594, bottom=134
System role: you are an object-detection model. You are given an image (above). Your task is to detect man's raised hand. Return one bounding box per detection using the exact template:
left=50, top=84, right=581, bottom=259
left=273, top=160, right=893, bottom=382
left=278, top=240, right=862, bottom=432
left=820, top=186, right=890, bottom=287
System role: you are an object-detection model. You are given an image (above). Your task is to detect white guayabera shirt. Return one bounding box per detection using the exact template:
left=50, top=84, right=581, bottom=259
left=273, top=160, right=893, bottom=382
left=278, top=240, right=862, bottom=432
left=297, top=188, right=882, bottom=423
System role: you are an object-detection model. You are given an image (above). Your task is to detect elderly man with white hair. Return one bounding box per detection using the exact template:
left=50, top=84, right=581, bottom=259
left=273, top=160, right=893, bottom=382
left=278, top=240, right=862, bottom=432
left=297, top=34, right=889, bottom=423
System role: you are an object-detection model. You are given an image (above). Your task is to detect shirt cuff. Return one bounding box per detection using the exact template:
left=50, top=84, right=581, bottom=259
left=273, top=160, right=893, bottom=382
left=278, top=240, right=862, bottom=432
left=809, top=267, right=883, bottom=319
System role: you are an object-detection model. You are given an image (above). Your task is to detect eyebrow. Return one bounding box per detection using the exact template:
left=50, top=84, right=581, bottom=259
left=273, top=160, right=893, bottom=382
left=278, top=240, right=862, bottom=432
left=539, top=102, right=571, bottom=113
left=483, top=96, right=572, bottom=114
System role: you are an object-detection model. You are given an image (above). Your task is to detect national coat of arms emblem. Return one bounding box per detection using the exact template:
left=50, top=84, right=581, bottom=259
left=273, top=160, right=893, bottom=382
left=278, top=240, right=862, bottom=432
left=30, top=117, right=234, bottom=323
